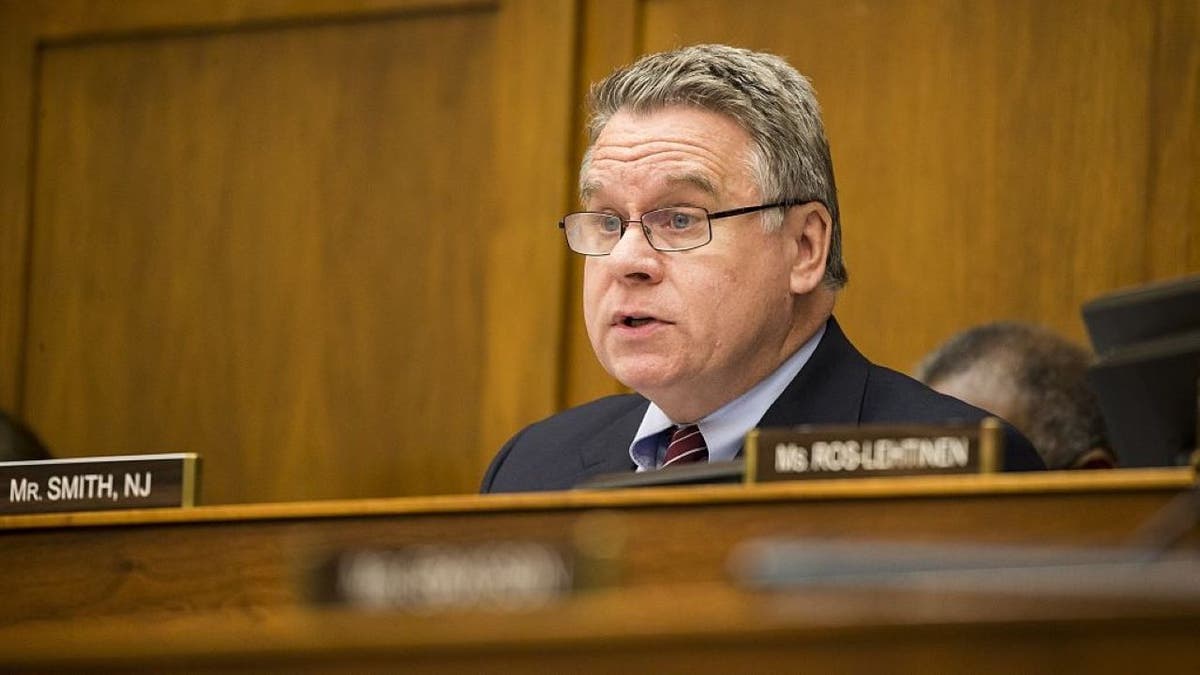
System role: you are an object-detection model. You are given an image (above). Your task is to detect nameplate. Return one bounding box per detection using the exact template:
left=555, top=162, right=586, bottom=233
left=309, top=542, right=573, bottom=611
left=744, top=419, right=1002, bottom=483
left=0, top=453, right=199, bottom=515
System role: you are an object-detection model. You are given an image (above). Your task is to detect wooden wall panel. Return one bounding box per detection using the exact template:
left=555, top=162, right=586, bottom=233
left=565, top=0, right=1199, bottom=410
left=1147, top=0, right=1200, bottom=280
left=478, top=0, right=578, bottom=476
left=0, top=3, right=40, bottom=414
left=3, top=0, right=1194, bottom=502
left=7, top=0, right=576, bottom=503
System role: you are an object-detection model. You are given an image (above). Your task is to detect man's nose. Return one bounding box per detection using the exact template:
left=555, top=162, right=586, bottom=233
left=606, top=221, right=663, bottom=280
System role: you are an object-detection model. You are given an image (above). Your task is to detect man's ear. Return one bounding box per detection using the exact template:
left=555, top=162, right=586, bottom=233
left=787, top=201, right=832, bottom=295
left=1071, top=447, right=1118, bottom=470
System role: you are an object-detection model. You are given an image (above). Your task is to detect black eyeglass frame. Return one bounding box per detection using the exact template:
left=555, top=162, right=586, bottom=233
left=557, top=200, right=820, bottom=255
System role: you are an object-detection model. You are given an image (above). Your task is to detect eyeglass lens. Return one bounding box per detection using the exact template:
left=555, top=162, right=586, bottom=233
left=563, top=207, right=712, bottom=255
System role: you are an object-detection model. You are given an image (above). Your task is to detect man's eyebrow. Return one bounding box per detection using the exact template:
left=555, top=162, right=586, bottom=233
left=579, top=172, right=720, bottom=204
left=661, top=172, right=720, bottom=198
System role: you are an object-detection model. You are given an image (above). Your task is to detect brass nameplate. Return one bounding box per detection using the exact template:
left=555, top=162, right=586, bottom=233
left=0, top=453, right=199, bottom=514
left=745, top=419, right=1002, bottom=483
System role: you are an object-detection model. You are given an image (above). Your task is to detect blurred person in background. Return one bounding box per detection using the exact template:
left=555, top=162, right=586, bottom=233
left=916, top=322, right=1115, bottom=470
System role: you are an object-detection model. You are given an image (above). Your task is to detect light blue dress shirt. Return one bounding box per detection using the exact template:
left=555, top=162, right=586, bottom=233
left=629, top=323, right=827, bottom=471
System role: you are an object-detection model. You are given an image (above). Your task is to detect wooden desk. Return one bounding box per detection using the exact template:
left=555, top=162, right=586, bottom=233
left=1, top=469, right=1198, bottom=672
left=3, top=584, right=1200, bottom=673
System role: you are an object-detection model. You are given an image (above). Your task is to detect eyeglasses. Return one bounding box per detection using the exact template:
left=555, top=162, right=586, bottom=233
left=558, top=201, right=809, bottom=255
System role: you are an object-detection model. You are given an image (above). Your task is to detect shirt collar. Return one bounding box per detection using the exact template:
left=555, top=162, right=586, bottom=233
left=629, top=322, right=827, bottom=471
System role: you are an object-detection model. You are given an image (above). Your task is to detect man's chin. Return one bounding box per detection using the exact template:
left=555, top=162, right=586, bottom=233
left=608, top=363, right=682, bottom=397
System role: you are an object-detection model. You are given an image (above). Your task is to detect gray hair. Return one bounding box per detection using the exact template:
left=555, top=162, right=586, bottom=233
left=915, top=322, right=1110, bottom=470
left=582, top=44, right=847, bottom=289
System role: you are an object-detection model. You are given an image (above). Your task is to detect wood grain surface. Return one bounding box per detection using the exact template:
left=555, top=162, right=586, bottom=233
left=3, top=0, right=575, bottom=503
left=1, top=0, right=1196, bottom=503
left=0, top=471, right=1197, bottom=672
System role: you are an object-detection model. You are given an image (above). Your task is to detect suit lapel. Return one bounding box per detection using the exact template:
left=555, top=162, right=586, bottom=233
left=578, top=397, right=647, bottom=478
left=758, top=317, right=870, bottom=428
left=575, top=318, right=871, bottom=472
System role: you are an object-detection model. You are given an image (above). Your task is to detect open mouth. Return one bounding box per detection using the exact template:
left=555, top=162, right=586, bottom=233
left=622, top=316, right=655, bottom=328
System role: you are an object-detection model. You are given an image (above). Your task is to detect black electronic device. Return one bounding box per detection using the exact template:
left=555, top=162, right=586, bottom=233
left=1082, top=275, right=1200, bottom=467
left=1082, top=273, right=1200, bottom=356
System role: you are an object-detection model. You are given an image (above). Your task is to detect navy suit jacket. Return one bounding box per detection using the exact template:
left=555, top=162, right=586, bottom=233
left=481, top=317, right=1044, bottom=493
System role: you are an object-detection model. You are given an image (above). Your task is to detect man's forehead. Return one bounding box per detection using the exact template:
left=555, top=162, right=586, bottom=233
left=578, top=105, right=756, bottom=204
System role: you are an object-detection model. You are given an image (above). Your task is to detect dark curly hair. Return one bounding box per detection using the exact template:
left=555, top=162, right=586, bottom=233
left=916, top=322, right=1111, bottom=469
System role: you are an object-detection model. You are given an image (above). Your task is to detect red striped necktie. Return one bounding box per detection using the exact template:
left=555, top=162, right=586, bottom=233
left=662, top=424, right=708, bottom=468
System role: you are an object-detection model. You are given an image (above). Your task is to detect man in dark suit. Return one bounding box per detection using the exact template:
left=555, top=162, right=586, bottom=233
left=483, top=45, right=1043, bottom=493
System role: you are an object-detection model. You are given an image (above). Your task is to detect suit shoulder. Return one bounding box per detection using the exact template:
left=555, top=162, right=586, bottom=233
left=862, top=364, right=1045, bottom=471
left=480, top=394, right=646, bottom=493
left=522, top=394, right=648, bottom=436
left=862, top=364, right=986, bottom=422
